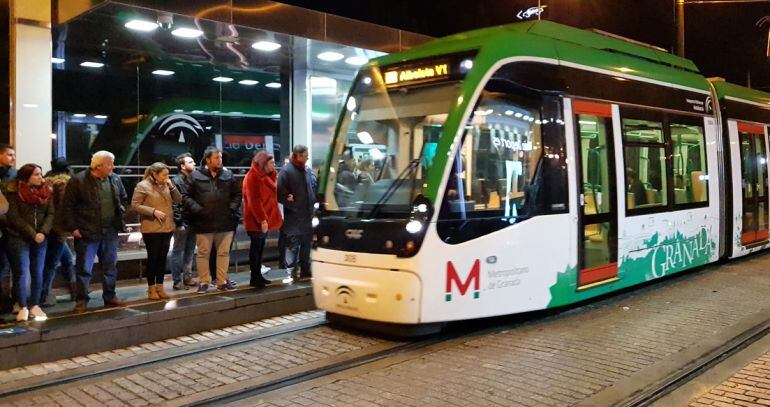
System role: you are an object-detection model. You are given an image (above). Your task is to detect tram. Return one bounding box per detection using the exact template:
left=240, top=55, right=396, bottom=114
left=311, top=20, right=770, bottom=333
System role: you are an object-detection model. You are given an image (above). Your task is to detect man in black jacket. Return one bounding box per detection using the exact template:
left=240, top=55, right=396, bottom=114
left=0, top=144, right=17, bottom=312
left=62, top=151, right=128, bottom=313
left=183, top=147, right=242, bottom=292
left=170, top=153, right=197, bottom=290
left=277, top=145, right=317, bottom=282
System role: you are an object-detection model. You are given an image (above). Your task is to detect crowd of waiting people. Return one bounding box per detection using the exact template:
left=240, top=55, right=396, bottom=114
left=0, top=143, right=317, bottom=322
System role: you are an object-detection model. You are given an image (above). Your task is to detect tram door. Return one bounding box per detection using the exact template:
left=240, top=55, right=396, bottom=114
left=738, top=123, right=770, bottom=246
left=574, top=101, right=619, bottom=289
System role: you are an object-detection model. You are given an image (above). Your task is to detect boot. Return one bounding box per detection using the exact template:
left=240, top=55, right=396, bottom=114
left=147, top=285, right=160, bottom=300
left=155, top=284, right=170, bottom=300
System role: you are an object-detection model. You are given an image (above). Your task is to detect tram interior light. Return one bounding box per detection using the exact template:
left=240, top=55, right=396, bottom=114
left=238, top=79, right=259, bottom=85
left=152, top=70, right=175, bottom=76
left=80, top=61, right=104, bottom=68
left=318, top=51, right=345, bottom=62
left=266, top=82, right=282, bottom=88
left=357, top=131, right=373, bottom=144
left=212, top=76, right=233, bottom=82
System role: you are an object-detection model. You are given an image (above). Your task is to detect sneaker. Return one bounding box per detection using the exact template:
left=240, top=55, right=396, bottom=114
left=16, top=307, right=28, bottom=322
left=261, top=265, right=271, bottom=273
left=250, top=276, right=272, bottom=288
left=197, top=284, right=209, bottom=293
left=173, top=282, right=189, bottom=291
left=217, top=280, right=236, bottom=291
left=183, top=279, right=197, bottom=287
left=103, top=297, right=126, bottom=308
left=226, top=279, right=238, bottom=288
left=29, top=305, right=47, bottom=320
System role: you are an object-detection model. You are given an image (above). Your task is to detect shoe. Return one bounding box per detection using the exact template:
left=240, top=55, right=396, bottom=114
left=297, top=275, right=312, bottom=283
left=16, top=307, right=29, bottom=322
left=197, top=284, right=209, bottom=293
left=173, top=282, right=189, bottom=291
left=226, top=279, right=238, bottom=288
left=12, top=302, right=20, bottom=313
left=155, top=285, right=170, bottom=300
left=217, top=280, right=236, bottom=291
left=29, top=305, right=47, bottom=320
left=250, top=276, right=272, bottom=288
left=183, top=279, right=197, bottom=287
left=261, top=265, right=271, bottom=273
left=103, top=297, right=126, bottom=308
left=73, top=300, right=87, bottom=314
left=147, top=285, right=160, bottom=300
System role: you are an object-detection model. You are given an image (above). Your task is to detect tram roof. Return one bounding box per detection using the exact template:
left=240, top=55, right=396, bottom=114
left=373, top=20, right=710, bottom=92
left=710, top=79, right=770, bottom=106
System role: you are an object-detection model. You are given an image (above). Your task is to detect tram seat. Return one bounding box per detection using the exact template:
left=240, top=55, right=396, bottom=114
left=691, top=171, right=706, bottom=201
left=645, top=189, right=661, bottom=205
left=583, top=194, right=603, bottom=242
left=675, top=188, right=687, bottom=204
left=627, top=192, right=635, bottom=209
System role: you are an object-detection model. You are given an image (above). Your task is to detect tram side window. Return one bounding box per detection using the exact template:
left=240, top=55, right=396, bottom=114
left=670, top=117, right=708, bottom=205
left=621, top=114, right=668, bottom=211
left=437, top=71, right=568, bottom=244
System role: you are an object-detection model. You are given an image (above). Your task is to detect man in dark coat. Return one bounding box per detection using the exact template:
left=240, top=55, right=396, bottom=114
left=277, top=145, right=317, bottom=282
left=61, top=151, right=128, bottom=313
left=183, top=147, right=242, bottom=292
left=0, top=144, right=17, bottom=312
left=170, top=153, right=197, bottom=290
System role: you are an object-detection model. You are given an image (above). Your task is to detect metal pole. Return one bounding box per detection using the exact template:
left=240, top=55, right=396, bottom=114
left=676, top=0, right=685, bottom=57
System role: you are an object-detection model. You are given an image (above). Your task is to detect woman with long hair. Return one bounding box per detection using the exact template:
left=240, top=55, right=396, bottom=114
left=7, top=163, right=54, bottom=321
left=243, top=151, right=282, bottom=287
left=131, top=162, right=181, bottom=300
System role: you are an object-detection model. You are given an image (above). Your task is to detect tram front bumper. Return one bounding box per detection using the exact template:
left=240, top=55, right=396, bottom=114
left=312, top=261, right=421, bottom=324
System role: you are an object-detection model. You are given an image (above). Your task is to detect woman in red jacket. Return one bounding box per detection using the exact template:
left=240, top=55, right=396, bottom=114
left=243, top=151, right=283, bottom=287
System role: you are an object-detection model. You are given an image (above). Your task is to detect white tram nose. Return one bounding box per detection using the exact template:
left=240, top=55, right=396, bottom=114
left=312, top=261, right=422, bottom=324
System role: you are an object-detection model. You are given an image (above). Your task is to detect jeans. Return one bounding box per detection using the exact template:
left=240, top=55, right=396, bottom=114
left=74, top=232, right=119, bottom=303
left=42, top=236, right=75, bottom=300
left=195, top=232, right=233, bottom=286
left=170, top=227, right=195, bottom=285
left=7, top=236, right=47, bottom=308
left=143, top=232, right=172, bottom=286
left=248, top=231, right=266, bottom=285
left=285, top=233, right=312, bottom=278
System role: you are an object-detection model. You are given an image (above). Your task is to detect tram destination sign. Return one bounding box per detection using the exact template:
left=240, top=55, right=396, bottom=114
left=381, top=50, right=478, bottom=88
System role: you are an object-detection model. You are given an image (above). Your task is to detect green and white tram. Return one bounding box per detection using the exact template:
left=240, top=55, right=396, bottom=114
left=311, top=20, right=770, bottom=333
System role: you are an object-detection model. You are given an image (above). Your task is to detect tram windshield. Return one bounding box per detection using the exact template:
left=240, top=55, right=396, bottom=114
left=324, top=67, right=463, bottom=215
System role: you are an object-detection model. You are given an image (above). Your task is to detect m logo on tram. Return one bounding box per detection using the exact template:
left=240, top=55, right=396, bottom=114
left=445, top=260, right=481, bottom=301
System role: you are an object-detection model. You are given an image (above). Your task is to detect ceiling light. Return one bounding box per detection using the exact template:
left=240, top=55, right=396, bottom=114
left=251, top=41, right=281, bottom=51
left=212, top=76, right=233, bottom=82
left=357, top=131, right=373, bottom=144
left=124, top=19, right=159, bottom=32
left=238, top=80, right=259, bottom=85
left=94, top=115, right=108, bottom=119
left=73, top=113, right=86, bottom=117
left=152, top=70, right=175, bottom=76
left=345, top=56, right=368, bottom=66
left=317, top=51, right=344, bottom=62
left=80, top=61, right=104, bottom=68
left=171, top=28, right=204, bottom=38
left=265, top=82, right=281, bottom=88
left=51, top=57, right=65, bottom=64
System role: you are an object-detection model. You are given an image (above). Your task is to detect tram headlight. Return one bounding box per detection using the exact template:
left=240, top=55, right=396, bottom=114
left=405, top=220, right=423, bottom=234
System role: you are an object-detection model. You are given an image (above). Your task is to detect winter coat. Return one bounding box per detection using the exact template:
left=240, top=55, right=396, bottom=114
left=45, top=171, right=71, bottom=237
left=243, top=163, right=282, bottom=233
left=5, top=182, right=54, bottom=241
left=182, top=167, right=242, bottom=233
left=131, top=179, right=182, bottom=234
left=171, top=172, right=192, bottom=228
left=277, top=162, right=317, bottom=236
left=61, top=170, right=127, bottom=239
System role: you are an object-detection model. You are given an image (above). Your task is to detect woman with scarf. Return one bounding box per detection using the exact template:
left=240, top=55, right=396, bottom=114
left=7, top=164, right=54, bottom=321
left=243, top=151, right=282, bottom=288
left=131, top=162, right=182, bottom=300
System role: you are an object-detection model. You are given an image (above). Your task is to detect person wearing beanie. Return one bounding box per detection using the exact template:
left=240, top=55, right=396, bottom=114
left=243, top=151, right=283, bottom=287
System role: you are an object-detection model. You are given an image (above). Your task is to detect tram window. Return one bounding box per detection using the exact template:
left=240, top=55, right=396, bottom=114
left=670, top=118, right=708, bottom=205
left=621, top=116, right=668, bottom=211
left=437, top=76, right=567, bottom=243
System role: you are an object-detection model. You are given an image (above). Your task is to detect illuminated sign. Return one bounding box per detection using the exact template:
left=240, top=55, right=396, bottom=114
left=516, top=5, right=547, bottom=20
left=384, top=63, right=450, bottom=87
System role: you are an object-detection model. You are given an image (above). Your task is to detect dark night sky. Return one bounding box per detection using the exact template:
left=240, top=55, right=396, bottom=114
left=278, top=0, right=770, bottom=90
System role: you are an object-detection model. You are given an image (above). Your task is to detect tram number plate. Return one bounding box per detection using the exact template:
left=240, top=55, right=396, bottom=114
left=344, top=254, right=357, bottom=263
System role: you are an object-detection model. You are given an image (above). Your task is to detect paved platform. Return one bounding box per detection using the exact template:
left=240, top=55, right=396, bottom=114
left=0, top=267, right=315, bottom=369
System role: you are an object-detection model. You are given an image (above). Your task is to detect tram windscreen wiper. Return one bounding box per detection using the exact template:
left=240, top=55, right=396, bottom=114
left=367, top=158, right=421, bottom=219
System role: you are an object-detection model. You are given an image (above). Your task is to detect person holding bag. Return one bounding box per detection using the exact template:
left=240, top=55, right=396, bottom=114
left=6, top=164, right=53, bottom=321
left=131, top=162, right=181, bottom=300
left=243, top=151, right=282, bottom=287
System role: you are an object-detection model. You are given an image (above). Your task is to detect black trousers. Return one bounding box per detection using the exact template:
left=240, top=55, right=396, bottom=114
left=248, top=231, right=266, bottom=285
left=143, top=232, right=172, bottom=286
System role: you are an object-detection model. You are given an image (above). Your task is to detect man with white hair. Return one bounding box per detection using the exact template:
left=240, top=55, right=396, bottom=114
left=62, top=151, right=128, bottom=313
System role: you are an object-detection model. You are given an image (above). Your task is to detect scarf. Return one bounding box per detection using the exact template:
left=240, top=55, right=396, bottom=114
left=18, top=180, right=52, bottom=205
